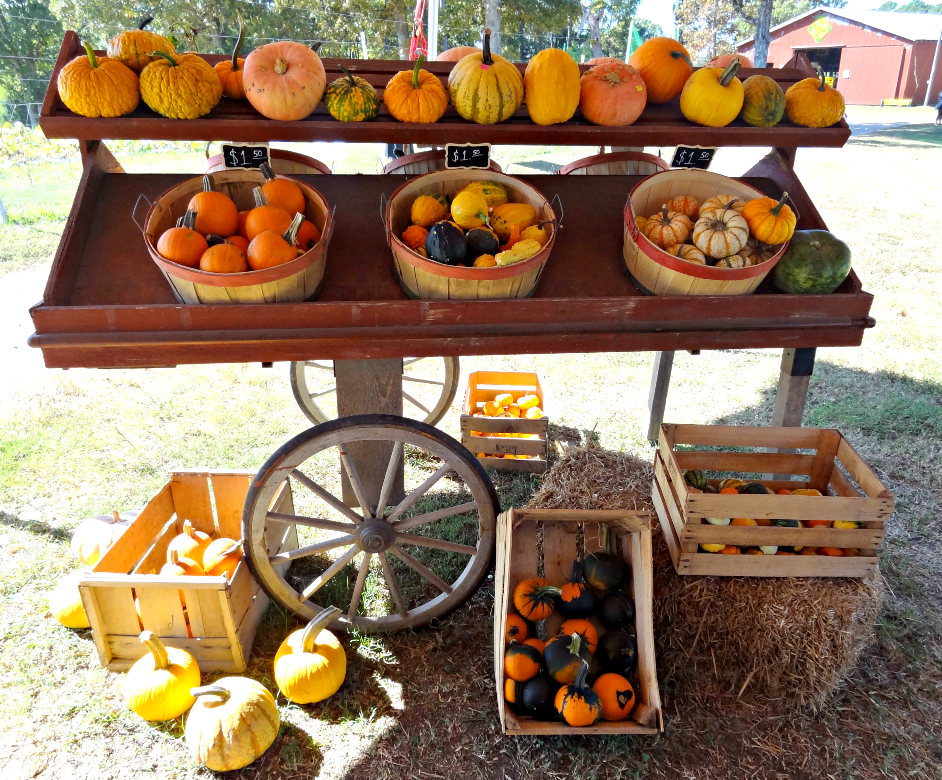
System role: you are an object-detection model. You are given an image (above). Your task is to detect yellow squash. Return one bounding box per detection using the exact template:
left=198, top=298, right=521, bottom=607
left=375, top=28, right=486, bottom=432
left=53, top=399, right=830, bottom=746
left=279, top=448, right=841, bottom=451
left=448, top=29, right=523, bottom=124
left=524, top=47, right=580, bottom=125
left=57, top=42, right=140, bottom=118
left=140, top=51, right=222, bottom=120
left=785, top=70, right=845, bottom=127
left=125, top=631, right=201, bottom=721
left=274, top=606, right=347, bottom=704
left=106, top=17, right=175, bottom=73
left=680, top=60, right=744, bottom=128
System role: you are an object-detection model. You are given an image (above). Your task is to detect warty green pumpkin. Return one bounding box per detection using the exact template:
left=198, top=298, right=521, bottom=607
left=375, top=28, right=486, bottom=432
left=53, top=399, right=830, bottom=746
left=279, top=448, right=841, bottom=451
left=325, top=65, right=379, bottom=122
left=448, top=29, right=524, bottom=124
left=739, top=74, right=785, bottom=127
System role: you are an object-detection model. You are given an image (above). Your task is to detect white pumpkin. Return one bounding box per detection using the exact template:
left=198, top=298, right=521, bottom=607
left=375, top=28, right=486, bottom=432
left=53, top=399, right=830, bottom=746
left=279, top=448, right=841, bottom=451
left=70, top=510, right=140, bottom=565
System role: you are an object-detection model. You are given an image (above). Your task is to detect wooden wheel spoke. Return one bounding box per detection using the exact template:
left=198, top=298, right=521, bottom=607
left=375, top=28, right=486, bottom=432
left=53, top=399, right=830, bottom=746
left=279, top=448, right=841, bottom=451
left=391, top=501, right=478, bottom=533
left=348, top=552, right=373, bottom=618
left=305, top=361, right=333, bottom=370
left=379, top=552, right=409, bottom=617
left=269, top=534, right=356, bottom=563
left=394, top=532, right=476, bottom=555
left=402, top=376, right=445, bottom=387
left=389, top=545, right=453, bottom=594
left=401, top=357, right=423, bottom=367
left=291, top=468, right=364, bottom=525
left=402, top=390, right=431, bottom=415
left=299, top=545, right=360, bottom=602
left=385, top=463, right=452, bottom=523
left=268, top=510, right=356, bottom=534
left=376, top=440, right=403, bottom=519
left=339, top=447, right=373, bottom=518
left=308, top=386, right=336, bottom=399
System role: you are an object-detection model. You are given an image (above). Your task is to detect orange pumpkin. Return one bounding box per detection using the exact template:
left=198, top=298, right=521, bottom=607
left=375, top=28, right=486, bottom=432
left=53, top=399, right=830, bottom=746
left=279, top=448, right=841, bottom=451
left=585, top=56, right=622, bottom=66
left=435, top=45, right=480, bottom=62
left=579, top=62, right=647, bottom=127
left=187, top=175, right=239, bottom=237
left=628, top=37, right=693, bottom=104
left=707, top=53, right=753, bottom=69
left=383, top=55, right=448, bottom=124
left=505, top=613, right=528, bottom=643
left=260, top=163, right=306, bottom=217
left=513, top=578, right=561, bottom=622
left=666, top=195, right=699, bottom=220
left=157, top=210, right=208, bottom=268
left=247, top=214, right=303, bottom=270
left=199, top=243, right=248, bottom=274
left=742, top=192, right=796, bottom=245
left=243, top=41, right=326, bottom=120
left=644, top=205, right=693, bottom=248
left=237, top=210, right=250, bottom=238
left=523, top=637, right=545, bottom=655
left=225, top=235, right=249, bottom=254
left=214, top=13, right=246, bottom=99
left=245, top=187, right=293, bottom=242
left=402, top=224, right=429, bottom=251
left=592, top=673, right=635, bottom=721
left=295, top=219, right=321, bottom=251
left=559, top=618, right=598, bottom=654
left=504, top=642, right=541, bottom=682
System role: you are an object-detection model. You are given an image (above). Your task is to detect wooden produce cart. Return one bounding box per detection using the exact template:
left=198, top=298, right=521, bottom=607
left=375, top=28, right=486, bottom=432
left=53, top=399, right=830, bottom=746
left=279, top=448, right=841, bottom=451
left=30, top=34, right=874, bottom=630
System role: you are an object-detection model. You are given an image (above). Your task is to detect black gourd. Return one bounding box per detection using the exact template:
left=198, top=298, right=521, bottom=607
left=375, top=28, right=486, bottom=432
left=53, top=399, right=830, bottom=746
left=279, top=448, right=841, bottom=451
left=596, top=630, right=638, bottom=677
left=464, top=226, right=500, bottom=260
left=425, top=221, right=467, bottom=265
left=596, top=590, right=635, bottom=629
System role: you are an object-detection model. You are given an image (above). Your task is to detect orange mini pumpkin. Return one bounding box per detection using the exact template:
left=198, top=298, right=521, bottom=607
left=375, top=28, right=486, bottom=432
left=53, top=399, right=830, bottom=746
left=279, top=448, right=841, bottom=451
left=295, top=218, right=321, bottom=252
left=513, top=578, right=561, bottom=622
left=559, top=618, right=598, bottom=654
left=245, top=187, right=293, bottom=242
left=666, top=195, right=700, bottom=220
left=214, top=13, right=247, bottom=99
left=505, top=612, right=528, bottom=643
left=592, top=673, right=635, bottom=722
left=247, top=213, right=304, bottom=270
left=402, top=224, right=430, bottom=251
left=199, top=243, right=248, bottom=273
left=157, top=209, right=208, bottom=268
left=742, top=192, right=796, bottom=245
left=504, top=642, right=541, bottom=682
left=644, top=205, right=692, bottom=249
left=187, top=175, right=239, bottom=238
left=259, top=163, right=306, bottom=217
left=225, top=235, right=249, bottom=254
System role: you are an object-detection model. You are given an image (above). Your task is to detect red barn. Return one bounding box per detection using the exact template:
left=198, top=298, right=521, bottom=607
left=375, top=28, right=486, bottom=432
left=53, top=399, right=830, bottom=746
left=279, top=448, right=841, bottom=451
left=737, top=7, right=942, bottom=105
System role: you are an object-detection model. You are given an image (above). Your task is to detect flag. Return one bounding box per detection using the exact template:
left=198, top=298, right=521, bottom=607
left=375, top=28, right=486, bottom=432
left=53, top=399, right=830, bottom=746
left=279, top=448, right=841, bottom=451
left=625, top=21, right=644, bottom=60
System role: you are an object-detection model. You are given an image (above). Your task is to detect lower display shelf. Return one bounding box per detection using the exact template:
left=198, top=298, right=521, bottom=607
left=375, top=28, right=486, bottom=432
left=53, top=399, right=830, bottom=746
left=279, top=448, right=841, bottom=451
left=29, top=147, right=875, bottom=368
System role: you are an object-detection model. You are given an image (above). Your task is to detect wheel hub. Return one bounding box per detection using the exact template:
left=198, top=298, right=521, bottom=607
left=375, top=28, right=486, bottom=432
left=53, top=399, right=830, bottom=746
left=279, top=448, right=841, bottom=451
left=356, top=520, right=395, bottom=553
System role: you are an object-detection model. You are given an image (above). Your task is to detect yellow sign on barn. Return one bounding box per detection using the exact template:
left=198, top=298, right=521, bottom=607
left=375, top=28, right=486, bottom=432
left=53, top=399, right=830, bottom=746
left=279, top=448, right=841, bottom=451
left=808, top=16, right=832, bottom=42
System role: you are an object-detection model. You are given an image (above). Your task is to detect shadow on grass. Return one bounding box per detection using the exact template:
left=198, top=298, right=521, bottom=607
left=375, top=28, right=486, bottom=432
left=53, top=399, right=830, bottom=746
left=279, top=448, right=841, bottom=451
left=512, top=160, right=561, bottom=173
left=0, top=510, right=71, bottom=543
left=849, top=124, right=942, bottom=149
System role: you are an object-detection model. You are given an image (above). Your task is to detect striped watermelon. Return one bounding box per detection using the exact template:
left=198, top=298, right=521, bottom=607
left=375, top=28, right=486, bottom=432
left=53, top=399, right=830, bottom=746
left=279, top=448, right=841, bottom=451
left=324, top=65, right=379, bottom=122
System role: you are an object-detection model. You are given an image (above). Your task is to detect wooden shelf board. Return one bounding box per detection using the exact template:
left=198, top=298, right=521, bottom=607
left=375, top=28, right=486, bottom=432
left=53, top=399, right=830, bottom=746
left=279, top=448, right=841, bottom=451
left=39, top=32, right=851, bottom=149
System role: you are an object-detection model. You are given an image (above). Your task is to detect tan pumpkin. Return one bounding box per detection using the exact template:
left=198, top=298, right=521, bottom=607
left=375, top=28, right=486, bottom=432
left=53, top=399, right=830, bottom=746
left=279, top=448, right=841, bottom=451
left=243, top=41, right=326, bottom=121
left=435, top=45, right=481, bottom=62
left=667, top=243, right=706, bottom=264
left=448, top=29, right=524, bottom=124
left=707, top=53, right=753, bottom=69
left=644, top=205, right=693, bottom=249
left=524, top=47, right=581, bottom=125
left=693, top=209, right=749, bottom=258
left=785, top=69, right=845, bottom=128
left=666, top=195, right=699, bottom=220
left=700, top=194, right=744, bottom=219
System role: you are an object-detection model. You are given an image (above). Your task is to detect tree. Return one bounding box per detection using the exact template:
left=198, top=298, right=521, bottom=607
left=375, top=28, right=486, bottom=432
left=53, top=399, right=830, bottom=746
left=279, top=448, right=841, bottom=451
left=0, top=0, right=64, bottom=123
left=601, top=15, right=661, bottom=58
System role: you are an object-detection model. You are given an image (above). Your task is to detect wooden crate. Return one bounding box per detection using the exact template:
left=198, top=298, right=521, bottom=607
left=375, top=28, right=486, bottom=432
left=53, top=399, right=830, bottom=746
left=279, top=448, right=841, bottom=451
left=653, top=424, right=894, bottom=577
left=460, top=371, right=548, bottom=474
left=78, top=469, right=298, bottom=672
left=494, top=509, right=663, bottom=735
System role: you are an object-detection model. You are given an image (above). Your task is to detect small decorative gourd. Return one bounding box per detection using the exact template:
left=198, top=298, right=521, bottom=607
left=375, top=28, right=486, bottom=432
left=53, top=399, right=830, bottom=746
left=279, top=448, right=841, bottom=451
left=490, top=203, right=537, bottom=242
left=742, top=192, right=796, bottom=245
left=243, top=40, right=326, bottom=121
left=513, top=577, right=561, bottom=621
left=522, top=676, right=560, bottom=719
left=157, top=210, right=208, bottom=268
left=450, top=190, right=490, bottom=230
left=202, top=538, right=242, bottom=578
left=411, top=194, right=450, bottom=228
left=384, top=55, right=448, bottom=124
left=504, top=641, right=542, bottom=682
left=521, top=224, right=548, bottom=246
left=167, top=519, right=213, bottom=566
left=495, top=238, right=542, bottom=266
left=596, top=590, right=635, bottom=629
left=57, top=41, right=140, bottom=119
left=628, top=37, right=693, bottom=104
left=139, top=51, right=223, bottom=120
left=544, top=631, right=592, bottom=684
left=325, top=64, right=380, bottom=122
left=556, top=564, right=596, bottom=619
left=185, top=677, right=280, bottom=772
left=161, top=548, right=205, bottom=576
left=524, top=47, right=581, bottom=126
left=700, top=194, right=743, bottom=218
left=214, top=13, right=247, bottom=99
left=274, top=606, right=346, bottom=704
left=596, top=629, right=638, bottom=677
left=666, top=195, right=699, bottom=221
left=106, top=17, right=175, bottom=73
left=48, top=571, right=90, bottom=629
left=582, top=549, right=628, bottom=593
left=402, top=224, right=429, bottom=251
left=693, top=209, right=749, bottom=259
left=592, top=673, right=635, bottom=722
left=667, top=243, right=706, bottom=264
left=248, top=213, right=304, bottom=270
left=554, top=660, right=602, bottom=726
left=465, top=226, right=500, bottom=259
left=462, top=180, right=508, bottom=207
left=558, top=618, right=598, bottom=654
left=125, top=631, right=201, bottom=721
left=644, top=205, right=692, bottom=249
left=715, top=255, right=746, bottom=268
left=187, top=174, right=239, bottom=237
left=505, top=612, right=528, bottom=643
left=448, top=29, right=524, bottom=124
left=785, top=69, right=845, bottom=128
left=680, top=60, right=744, bottom=128
left=70, top=510, right=135, bottom=565
left=425, top=221, right=468, bottom=265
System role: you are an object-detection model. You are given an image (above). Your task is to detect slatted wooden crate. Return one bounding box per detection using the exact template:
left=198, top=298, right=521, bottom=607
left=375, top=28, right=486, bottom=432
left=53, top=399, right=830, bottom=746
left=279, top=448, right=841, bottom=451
left=653, top=424, right=894, bottom=577
left=77, top=469, right=298, bottom=672
left=494, top=509, right=663, bottom=735
left=460, top=371, right=548, bottom=474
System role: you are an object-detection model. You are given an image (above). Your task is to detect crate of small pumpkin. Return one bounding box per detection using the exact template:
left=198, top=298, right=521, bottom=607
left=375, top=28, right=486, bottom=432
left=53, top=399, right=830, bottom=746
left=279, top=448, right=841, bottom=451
left=384, top=168, right=558, bottom=300
left=623, top=168, right=797, bottom=296
left=495, top=508, right=662, bottom=735
left=141, top=165, right=333, bottom=304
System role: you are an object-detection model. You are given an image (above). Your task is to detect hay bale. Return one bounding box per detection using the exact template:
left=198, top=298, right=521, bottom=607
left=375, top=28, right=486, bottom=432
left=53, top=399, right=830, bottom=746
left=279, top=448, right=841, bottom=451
left=526, top=444, right=882, bottom=713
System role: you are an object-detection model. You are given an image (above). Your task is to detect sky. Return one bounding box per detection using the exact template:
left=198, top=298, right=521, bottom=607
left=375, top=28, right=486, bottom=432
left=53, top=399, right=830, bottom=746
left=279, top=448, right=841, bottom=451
left=634, top=0, right=894, bottom=41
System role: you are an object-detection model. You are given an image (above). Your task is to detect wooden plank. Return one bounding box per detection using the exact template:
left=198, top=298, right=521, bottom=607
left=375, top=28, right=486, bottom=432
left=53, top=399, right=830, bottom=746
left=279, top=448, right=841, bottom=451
left=89, top=585, right=140, bottom=637
left=476, top=456, right=547, bottom=474
left=677, top=553, right=878, bottom=578
left=682, top=525, right=884, bottom=548
left=169, top=473, right=216, bottom=536
left=78, top=585, right=113, bottom=667
left=235, top=586, right=270, bottom=671
left=670, top=424, right=822, bottom=450
left=652, top=478, right=683, bottom=570
left=93, top=483, right=175, bottom=574
left=210, top=473, right=252, bottom=540
left=505, top=719, right=658, bottom=736
left=197, top=588, right=228, bottom=637
left=808, top=429, right=842, bottom=493
left=624, top=519, right=661, bottom=730
left=217, top=589, right=246, bottom=672
left=541, top=523, right=578, bottom=636
left=836, top=438, right=894, bottom=499
left=460, top=416, right=547, bottom=435
left=80, top=573, right=228, bottom=589
left=830, top=465, right=863, bottom=498
left=673, top=451, right=816, bottom=475
left=653, top=454, right=697, bottom=552
left=684, top=492, right=893, bottom=522
left=136, top=587, right=189, bottom=638
left=464, top=435, right=546, bottom=457
left=645, top=351, right=674, bottom=443
left=494, top=511, right=512, bottom=731
left=769, top=348, right=815, bottom=429
left=131, top=519, right=176, bottom=576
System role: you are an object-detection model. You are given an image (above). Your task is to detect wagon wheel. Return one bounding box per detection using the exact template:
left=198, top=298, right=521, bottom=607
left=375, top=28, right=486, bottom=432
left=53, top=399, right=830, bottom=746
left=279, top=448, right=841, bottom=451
left=242, top=414, right=499, bottom=632
left=289, top=357, right=460, bottom=426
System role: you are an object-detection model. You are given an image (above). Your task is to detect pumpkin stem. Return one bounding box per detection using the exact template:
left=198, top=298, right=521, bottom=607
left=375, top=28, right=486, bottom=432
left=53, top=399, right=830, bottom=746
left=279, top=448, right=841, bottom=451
left=205, top=234, right=227, bottom=247
left=149, top=50, right=179, bottom=67
left=253, top=186, right=268, bottom=207
left=659, top=205, right=670, bottom=224
left=202, top=174, right=215, bottom=193
left=183, top=519, right=196, bottom=539
left=338, top=64, right=357, bottom=86
left=190, top=684, right=231, bottom=702
left=813, top=65, right=827, bottom=91
left=567, top=631, right=583, bottom=658
left=138, top=16, right=154, bottom=31
left=310, top=41, right=323, bottom=54
left=181, top=208, right=198, bottom=230
left=771, top=192, right=789, bottom=216
left=259, top=162, right=277, bottom=183
left=300, top=605, right=341, bottom=652
left=110, top=510, right=121, bottom=523
left=82, top=41, right=99, bottom=69
left=482, top=29, right=493, bottom=67
left=574, top=659, right=590, bottom=690
left=570, top=559, right=583, bottom=584
left=601, top=524, right=614, bottom=554
left=274, top=57, right=288, bottom=75
left=670, top=49, right=694, bottom=69
left=718, top=60, right=741, bottom=88
left=230, top=12, right=244, bottom=71
left=139, top=630, right=170, bottom=670
left=283, top=212, right=305, bottom=245
left=168, top=548, right=181, bottom=565
left=411, top=54, right=425, bottom=90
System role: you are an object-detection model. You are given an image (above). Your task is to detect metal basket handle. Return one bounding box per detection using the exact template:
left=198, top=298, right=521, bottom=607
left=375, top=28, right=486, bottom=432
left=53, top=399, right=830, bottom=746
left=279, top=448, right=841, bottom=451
left=321, top=204, right=338, bottom=246
left=131, top=193, right=153, bottom=233
left=550, top=193, right=564, bottom=230
left=379, top=191, right=392, bottom=239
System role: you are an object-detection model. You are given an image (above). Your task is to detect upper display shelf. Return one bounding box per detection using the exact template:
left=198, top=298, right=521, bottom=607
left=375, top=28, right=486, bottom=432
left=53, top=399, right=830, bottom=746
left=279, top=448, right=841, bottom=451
left=40, top=31, right=851, bottom=149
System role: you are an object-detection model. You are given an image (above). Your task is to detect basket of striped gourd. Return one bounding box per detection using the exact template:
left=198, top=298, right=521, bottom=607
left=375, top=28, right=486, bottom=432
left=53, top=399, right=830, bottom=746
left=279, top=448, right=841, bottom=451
left=384, top=168, right=558, bottom=300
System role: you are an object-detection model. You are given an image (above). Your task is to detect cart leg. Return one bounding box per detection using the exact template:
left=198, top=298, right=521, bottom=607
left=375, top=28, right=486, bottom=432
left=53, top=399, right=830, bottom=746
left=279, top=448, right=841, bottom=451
left=335, top=359, right=405, bottom=510
left=770, top=348, right=815, bottom=428
left=645, top=351, right=675, bottom=443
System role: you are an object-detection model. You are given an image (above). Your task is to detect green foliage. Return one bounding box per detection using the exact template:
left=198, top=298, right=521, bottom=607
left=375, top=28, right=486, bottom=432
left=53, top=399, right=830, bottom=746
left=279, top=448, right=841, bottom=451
left=878, top=0, right=942, bottom=11
left=0, top=0, right=64, bottom=120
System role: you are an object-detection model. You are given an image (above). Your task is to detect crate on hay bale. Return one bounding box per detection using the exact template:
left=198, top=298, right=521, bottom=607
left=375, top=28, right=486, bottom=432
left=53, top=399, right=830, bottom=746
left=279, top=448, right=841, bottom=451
left=494, top=508, right=663, bottom=735
left=141, top=170, right=334, bottom=304
left=653, top=424, right=894, bottom=578
left=384, top=168, right=558, bottom=300
left=460, top=371, right=548, bottom=474
left=77, top=470, right=298, bottom=672
left=623, top=168, right=791, bottom=296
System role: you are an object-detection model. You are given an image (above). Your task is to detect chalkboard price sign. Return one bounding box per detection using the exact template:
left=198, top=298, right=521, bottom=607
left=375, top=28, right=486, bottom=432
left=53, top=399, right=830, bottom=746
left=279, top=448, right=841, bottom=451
left=670, top=145, right=717, bottom=170
left=445, top=143, right=491, bottom=169
left=222, top=143, right=270, bottom=169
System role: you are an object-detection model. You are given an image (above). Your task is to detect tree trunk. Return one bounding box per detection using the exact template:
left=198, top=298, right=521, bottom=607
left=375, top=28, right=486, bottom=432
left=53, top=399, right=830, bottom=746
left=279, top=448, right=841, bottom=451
left=753, top=0, right=774, bottom=67
left=584, top=7, right=604, bottom=58
left=484, top=0, right=501, bottom=54
left=393, top=11, right=410, bottom=59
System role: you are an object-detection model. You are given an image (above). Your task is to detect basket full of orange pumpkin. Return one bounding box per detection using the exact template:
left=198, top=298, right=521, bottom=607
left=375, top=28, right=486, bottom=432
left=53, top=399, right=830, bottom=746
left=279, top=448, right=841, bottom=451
left=622, top=168, right=797, bottom=296
left=141, top=166, right=333, bottom=304
left=385, top=168, right=557, bottom=300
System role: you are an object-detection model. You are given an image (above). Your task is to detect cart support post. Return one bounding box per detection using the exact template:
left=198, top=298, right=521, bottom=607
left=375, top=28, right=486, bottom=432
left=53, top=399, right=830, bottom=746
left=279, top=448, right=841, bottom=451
left=766, top=347, right=816, bottom=480
left=335, top=359, right=405, bottom=510
left=645, top=351, right=675, bottom=443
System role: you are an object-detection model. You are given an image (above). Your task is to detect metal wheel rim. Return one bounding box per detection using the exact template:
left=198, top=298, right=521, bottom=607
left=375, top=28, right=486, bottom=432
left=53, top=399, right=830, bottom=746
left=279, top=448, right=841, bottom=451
left=242, top=414, right=498, bottom=632
left=290, top=357, right=459, bottom=426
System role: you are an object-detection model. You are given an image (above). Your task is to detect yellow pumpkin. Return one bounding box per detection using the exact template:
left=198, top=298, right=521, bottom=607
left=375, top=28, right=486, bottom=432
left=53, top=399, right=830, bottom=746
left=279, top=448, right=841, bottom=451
left=448, top=29, right=524, bottom=124
left=48, top=571, right=90, bottom=629
left=693, top=209, right=749, bottom=258
left=185, top=678, right=279, bottom=772
left=202, top=538, right=242, bottom=578
left=742, top=192, right=796, bottom=245
left=139, top=51, right=223, bottom=120
left=473, top=254, right=497, bottom=267
left=524, top=47, right=580, bottom=125
left=106, top=17, right=175, bottom=73
left=450, top=189, right=490, bottom=229
left=383, top=55, right=448, bottom=124
left=57, top=42, right=140, bottom=119
left=167, top=519, right=213, bottom=565
left=680, top=61, right=744, bottom=128
left=125, top=631, right=201, bottom=721
left=274, top=606, right=346, bottom=704
left=490, top=202, right=537, bottom=241
left=785, top=70, right=845, bottom=128
left=521, top=224, right=548, bottom=246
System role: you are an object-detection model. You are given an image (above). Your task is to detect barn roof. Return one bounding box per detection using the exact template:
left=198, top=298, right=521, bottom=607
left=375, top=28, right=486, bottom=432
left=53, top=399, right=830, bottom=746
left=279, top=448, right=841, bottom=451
left=738, top=7, right=942, bottom=45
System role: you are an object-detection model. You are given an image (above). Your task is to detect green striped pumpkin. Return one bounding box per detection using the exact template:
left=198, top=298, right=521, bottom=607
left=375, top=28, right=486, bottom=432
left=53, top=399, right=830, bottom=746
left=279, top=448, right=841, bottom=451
left=447, top=29, right=523, bottom=124
left=324, top=65, right=379, bottom=122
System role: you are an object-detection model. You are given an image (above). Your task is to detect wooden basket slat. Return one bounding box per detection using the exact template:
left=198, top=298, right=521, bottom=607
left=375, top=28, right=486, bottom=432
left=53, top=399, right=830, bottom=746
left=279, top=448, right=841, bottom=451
left=210, top=473, right=253, bottom=541
left=137, top=587, right=188, bottom=638
left=181, top=586, right=205, bottom=636
left=132, top=519, right=177, bottom=575
left=170, top=473, right=216, bottom=536
left=542, top=522, right=579, bottom=637
left=93, top=586, right=140, bottom=636
left=94, top=484, right=175, bottom=574
left=674, top=450, right=817, bottom=474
